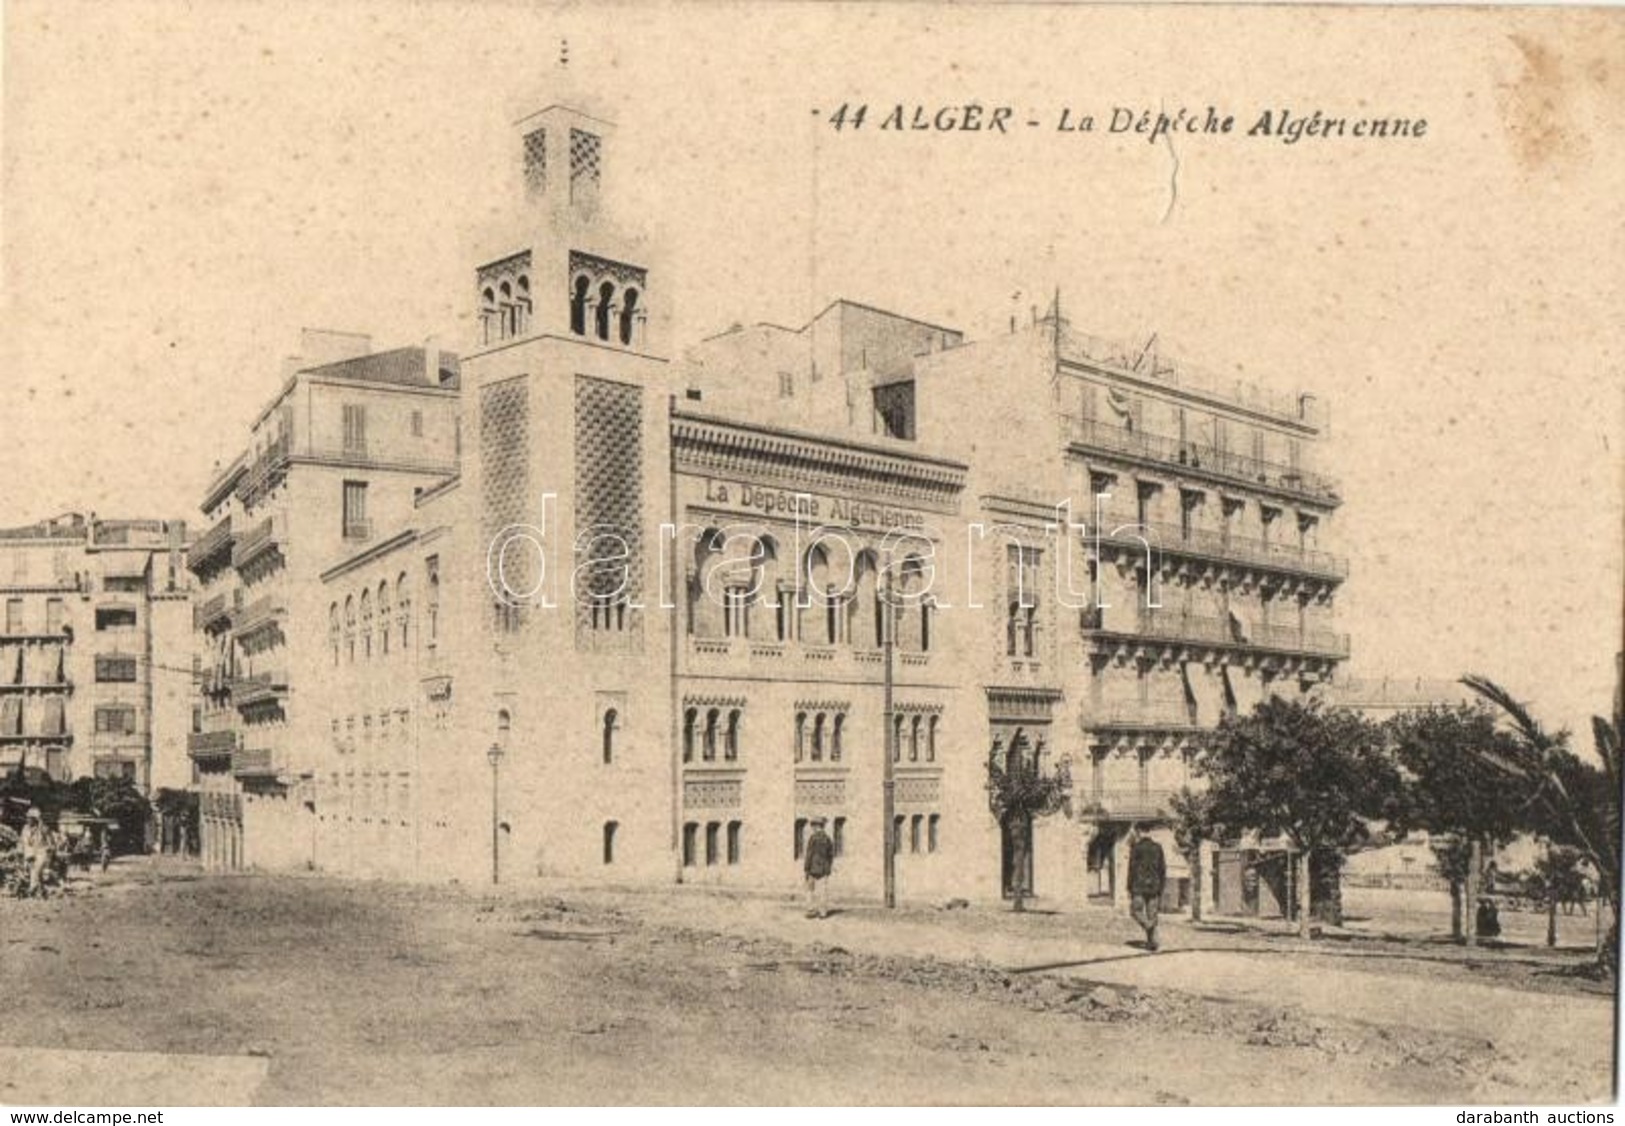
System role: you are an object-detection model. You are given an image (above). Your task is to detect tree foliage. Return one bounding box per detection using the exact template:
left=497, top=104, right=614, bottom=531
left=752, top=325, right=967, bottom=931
left=1386, top=704, right=1535, bottom=845
left=1460, top=676, right=1620, bottom=911
left=1190, top=696, right=1397, bottom=854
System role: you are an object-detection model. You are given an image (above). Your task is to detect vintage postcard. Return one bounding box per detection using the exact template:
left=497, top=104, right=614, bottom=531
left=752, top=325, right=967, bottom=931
left=0, top=0, right=1619, bottom=1111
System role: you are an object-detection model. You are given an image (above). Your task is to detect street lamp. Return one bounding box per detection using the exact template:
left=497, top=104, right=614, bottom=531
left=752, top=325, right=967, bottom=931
left=488, top=710, right=509, bottom=886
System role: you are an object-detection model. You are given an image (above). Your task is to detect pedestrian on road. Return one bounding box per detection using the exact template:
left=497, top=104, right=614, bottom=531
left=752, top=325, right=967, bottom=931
left=804, top=817, right=834, bottom=919
left=1127, top=821, right=1166, bottom=951
left=20, top=808, right=51, bottom=899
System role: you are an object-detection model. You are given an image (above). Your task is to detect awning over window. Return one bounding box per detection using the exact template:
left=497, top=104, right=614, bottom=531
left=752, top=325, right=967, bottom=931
left=1223, top=665, right=1268, bottom=717
left=99, top=553, right=151, bottom=580
left=1180, top=662, right=1227, bottom=725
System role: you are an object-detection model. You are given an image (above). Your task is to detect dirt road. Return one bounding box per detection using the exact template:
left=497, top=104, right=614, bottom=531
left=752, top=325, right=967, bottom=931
left=0, top=862, right=1613, bottom=1105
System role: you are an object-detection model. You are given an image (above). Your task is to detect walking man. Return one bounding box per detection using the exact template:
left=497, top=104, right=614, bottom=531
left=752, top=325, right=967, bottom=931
left=1127, top=822, right=1166, bottom=951
left=20, top=808, right=51, bottom=899
left=804, top=817, right=834, bottom=919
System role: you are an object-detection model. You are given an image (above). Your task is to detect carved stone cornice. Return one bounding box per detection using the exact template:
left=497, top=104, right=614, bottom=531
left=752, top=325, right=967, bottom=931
left=672, top=411, right=967, bottom=512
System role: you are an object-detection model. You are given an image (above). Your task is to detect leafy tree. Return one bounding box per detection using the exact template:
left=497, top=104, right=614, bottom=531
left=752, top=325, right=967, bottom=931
left=1387, top=704, right=1535, bottom=942
left=66, top=776, right=150, bottom=854
left=1462, top=676, right=1620, bottom=971
left=1190, top=696, right=1397, bottom=938
left=986, top=746, right=1072, bottom=912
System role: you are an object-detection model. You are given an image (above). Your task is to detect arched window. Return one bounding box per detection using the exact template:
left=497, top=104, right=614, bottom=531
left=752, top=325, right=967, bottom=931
left=803, top=544, right=832, bottom=645
left=703, top=708, right=719, bottom=761
left=360, top=590, right=373, bottom=660
left=892, top=713, right=905, bottom=762
left=850, top=551, right=878, bottom=650
left=499, top=280, right=513, bottom=339
left=682, top=707, right=698, bottom=763
left=570, top=274, right=590, bottom=336
left=811, top=713, right=825, bottom=762
left=831, top=713, right=844, bottom=763
left=619, top=287, right=639, bottom=346
left=927, top=714, right=938, bottom=762
left=329, top=603, right=340, bottom=667
left=515, top=275, right=531, bottom=336
left=344, top=596, right=356, bottom=664
left=602, top=821, right=617, bottom=864
left=794, top=712, right=806, bottom=763
left=602, top=708, right=617, bottom=764
left=397, top=572, right=411, bottom=650
left=909, top=715, right=922, bottom=762
left=595, top=280, right=615, bottom=341
left=378, top=580, right=391, bottom=656
left=724, top=709, right=740, bottom=761
left=481, top=287, right=497, bottom=345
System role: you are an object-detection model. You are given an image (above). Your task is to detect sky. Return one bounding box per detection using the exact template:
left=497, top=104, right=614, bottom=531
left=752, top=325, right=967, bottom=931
left=2, top=1, right=1621, bottom=741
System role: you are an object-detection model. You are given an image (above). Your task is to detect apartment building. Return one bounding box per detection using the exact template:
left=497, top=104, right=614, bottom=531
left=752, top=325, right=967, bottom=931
left=0, top=512, right=191, bottom=793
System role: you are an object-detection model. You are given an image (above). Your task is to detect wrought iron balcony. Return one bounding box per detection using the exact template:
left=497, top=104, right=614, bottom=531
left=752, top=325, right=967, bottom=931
left=1083, top=700, right=1200, bottom=731
left=342, top=519, right=373, bottom=543
left=233, top=746, right=277, bottom=777
left=1064, top=416, right=1340, bottom=505
left=232, top=516, right=282, bottom=570
left=1090, top=519, right=1347, bottom=581
left=1084, top=611, right=1350, bottom=660
left=187, top=729, right=238, bottom=759
left=1078, top=787, right=1181, bottom=821
left=235, top=435, right=291, bottom=508
left=187, top=515, right=235, bottom=575
left=232, top=670, right=289, bottom=709
left=233, top=595, right=286, bottom=641
left=194, top=591, right=235, bottom=633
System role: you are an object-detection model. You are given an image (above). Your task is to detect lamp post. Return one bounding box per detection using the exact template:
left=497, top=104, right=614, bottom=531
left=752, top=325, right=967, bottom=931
left=487, top=740, right=505, bottom=886
left=882, top=565, right=897, bottom=910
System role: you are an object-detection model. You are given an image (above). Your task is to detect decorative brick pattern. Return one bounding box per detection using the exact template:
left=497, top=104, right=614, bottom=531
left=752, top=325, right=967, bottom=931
left=569, top=128, right=601, bottom=192
left=480, top=377, right=532, bottom=616
left=795, top=778, right=846, bottom=807
left=574, top=376, right=643, bottom=641
left=896, top=776, right=942, bottom=805
left=523, top=129, right=546, bottom=196
left=684, top=777, right=742, bottom=809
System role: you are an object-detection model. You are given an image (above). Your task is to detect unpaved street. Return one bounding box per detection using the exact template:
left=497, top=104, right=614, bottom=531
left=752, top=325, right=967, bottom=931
left=0, top=861, right=1613, bottom=1105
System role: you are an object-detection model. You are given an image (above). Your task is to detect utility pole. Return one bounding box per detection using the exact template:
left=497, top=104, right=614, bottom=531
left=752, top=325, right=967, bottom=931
left=882, top=564, right=897, bottom=909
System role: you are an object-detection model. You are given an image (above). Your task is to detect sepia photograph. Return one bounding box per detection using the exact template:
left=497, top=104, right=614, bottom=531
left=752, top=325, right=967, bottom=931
left=0, top=0, right=1620, bottom=1111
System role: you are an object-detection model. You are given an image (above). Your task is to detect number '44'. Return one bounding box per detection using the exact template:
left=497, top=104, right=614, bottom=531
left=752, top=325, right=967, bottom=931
left=827, top=103, right=867, bottom=132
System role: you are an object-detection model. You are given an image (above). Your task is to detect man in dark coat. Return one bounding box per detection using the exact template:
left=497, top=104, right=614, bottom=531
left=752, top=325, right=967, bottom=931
left=804, top=817, right=835, bottom=918
left=1127, top=822, right=1167, bottom=950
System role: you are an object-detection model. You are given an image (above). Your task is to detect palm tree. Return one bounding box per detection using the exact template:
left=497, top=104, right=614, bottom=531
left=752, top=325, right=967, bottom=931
left=1461, top=675, right=1619, bottom=971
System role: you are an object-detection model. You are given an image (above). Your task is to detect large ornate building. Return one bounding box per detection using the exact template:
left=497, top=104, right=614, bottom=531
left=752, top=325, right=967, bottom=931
left=194, top=92, right=1348, bottom=909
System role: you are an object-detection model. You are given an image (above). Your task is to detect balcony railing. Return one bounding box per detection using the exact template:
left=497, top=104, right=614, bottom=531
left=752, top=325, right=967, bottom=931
left=1060, top=328, right=1326, bottom=429
left=342, top=519, right=373, bottom=543
left=233, top=595, right=286, bottom=640
left=1079, top=787, right=1181, bottom=821
left=1084, top=700, right=1200, bottom=730
left=235, top=434, right=291, bottom=508
left=1086, top=612, right=1350, bottom=659
left=1090, top=519, right=1347, bottom=580
left=194, top=590, right=237, bottom=633
left=187, top=515, right=235, bottom=575
left=233, top=747, right=277, bottom=777
left=232, top=515, right=282, bottom=570
left=187, top=730, right=238, bottom=758
left=0, top=731, right=73, bottom=744
left=306, top=442, right=457, bottom=476
left=1064, top=416, right=1339, bottom=504
left=232, top=670, right=289, bottom=709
